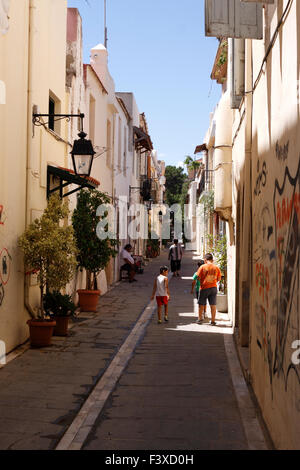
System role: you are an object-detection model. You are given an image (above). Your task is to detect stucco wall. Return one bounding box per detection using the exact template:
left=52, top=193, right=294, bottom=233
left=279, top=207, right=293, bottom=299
left=0, top=0, right=69, bottom=352
left=0, top=0, right=29, bottom=352
left=249, top=2, right=300, bottom=449
left=26, top=0, right=68, bottom=318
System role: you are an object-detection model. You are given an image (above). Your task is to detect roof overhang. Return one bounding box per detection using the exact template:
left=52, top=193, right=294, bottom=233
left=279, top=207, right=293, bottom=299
left=133, top=126, right=153, bottom=153
left=194, top=143, right=208, bottom=154
left=47, top=165, right=99, bottom=199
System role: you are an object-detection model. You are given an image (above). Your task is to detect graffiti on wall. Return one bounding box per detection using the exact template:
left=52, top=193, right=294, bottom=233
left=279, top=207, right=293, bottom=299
left=0, top=248, right=11, bottom=307
left=0, top=205, right=11, bottom=307
left=0, top=205, right=5, bottom=225
left=254, top=160, right=268, bottom=197
left=253, top=198, right=277, bottom=389
left=275, top=140, right=289, bottom=162
left=273, top=159, right=300, bottom=386
left=253, top=146, right=300, bottom=396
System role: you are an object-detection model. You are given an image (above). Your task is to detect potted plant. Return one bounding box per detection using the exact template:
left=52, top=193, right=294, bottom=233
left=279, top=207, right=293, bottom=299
left=43, top=291, right=76, bottom=336
left=146, top=232, right=160, bottom=258
left=72, top=188, right=118, bottom=312
left=214, top=234, right=228, bottom=313
left=18, top=195, right=77, bottom=347
left=205, top=233, right=228, bottom=312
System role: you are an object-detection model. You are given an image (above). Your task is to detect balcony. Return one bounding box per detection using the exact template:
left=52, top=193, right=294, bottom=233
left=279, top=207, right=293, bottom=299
left=198, top=169, right=214, bottom=197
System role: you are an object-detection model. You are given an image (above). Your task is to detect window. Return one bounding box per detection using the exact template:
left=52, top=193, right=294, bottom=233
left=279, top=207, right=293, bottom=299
left=48, top=97, right=55, bottom=131
left=136, top=150, right=140, bottom=177
left=123, top=126, right=127, bottom=175
left=48, top=91, right=61, bottom=134
left=118, top=117, right=122, bottom=170
left=229, top=38, right=245, bottom=109
left=89, top=95, right=95, bottom=142
left=133, top=152, right=136, bottom=177
left=106, top=120, right=111, bottom=168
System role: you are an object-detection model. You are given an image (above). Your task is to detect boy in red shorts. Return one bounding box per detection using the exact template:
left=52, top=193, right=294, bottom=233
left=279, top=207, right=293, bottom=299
left=151, top=266, right=170, bottom=324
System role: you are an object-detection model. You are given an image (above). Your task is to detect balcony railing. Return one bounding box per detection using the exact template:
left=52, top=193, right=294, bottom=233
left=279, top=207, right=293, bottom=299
left=198, top=169, right=214, bottom=196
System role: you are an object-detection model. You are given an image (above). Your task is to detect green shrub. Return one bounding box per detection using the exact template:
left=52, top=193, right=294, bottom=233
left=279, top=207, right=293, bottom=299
left=43, top=291, right=76, bottom=317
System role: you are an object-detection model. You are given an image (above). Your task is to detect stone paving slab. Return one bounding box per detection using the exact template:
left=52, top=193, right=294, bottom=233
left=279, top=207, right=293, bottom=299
left=0, top=250, right=268, bottom=451
left=83, top=253, right=257, bottom=451
left=0, top=254, right=165, bottom=450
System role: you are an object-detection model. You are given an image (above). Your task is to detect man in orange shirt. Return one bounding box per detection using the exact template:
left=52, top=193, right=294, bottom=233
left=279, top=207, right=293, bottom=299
left=197, top=253, right=221, bottom=325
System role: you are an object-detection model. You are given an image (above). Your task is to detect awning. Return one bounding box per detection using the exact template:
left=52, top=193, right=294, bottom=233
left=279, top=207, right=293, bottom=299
left=133, top=126, right=153, bottom=153
left=194, top=143, right=208, bottom=154
left=47, top=165, right=99, bottom=199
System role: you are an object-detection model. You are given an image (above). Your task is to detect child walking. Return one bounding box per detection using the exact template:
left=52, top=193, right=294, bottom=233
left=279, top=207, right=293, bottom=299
left=151, top=266, right=170, bottom=324
left=191, top=260, right=207, bottom=323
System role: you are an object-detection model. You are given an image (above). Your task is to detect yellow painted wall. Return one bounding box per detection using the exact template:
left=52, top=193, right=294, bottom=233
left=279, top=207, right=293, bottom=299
left=0, top=0, right=30, bottom=352
left=0, top=0, right=68, bottom=353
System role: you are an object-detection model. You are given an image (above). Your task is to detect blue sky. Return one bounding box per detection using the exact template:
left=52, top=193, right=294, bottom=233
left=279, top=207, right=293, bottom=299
left=67, top=0, right=222, bottom=168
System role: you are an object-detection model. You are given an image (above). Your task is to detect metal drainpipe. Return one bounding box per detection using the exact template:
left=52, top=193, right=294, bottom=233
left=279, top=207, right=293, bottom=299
left=24, top=0, right=37, bottom=318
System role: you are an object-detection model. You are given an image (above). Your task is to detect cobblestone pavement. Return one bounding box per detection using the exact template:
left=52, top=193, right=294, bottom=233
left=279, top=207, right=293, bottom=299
left=0, top=251, right=267, bottom=451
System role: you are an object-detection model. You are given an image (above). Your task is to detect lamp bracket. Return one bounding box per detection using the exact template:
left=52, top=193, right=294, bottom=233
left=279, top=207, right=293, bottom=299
left=33, top=113, right=85, bottom=131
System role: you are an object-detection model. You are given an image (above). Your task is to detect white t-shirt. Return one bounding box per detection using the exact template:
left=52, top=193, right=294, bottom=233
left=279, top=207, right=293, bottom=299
left=156, top=275, right=168, bottom=296
left=169, top=244, right=183, bottom=260
left=122, top=249, right=134, bottom=264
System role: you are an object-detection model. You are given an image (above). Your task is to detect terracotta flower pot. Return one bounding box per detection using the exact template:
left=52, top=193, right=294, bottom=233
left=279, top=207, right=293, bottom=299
left=52, top=316, right=69, bottom=336
left=77, top=289, right=100, bottom=312
left=27, top=319, right=56, bottom=348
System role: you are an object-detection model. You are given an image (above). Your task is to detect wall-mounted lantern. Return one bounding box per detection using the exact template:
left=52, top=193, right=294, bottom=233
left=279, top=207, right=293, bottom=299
left=71, top=131, right=96, bottom=176
left=32, top=112, right=97, bottom=198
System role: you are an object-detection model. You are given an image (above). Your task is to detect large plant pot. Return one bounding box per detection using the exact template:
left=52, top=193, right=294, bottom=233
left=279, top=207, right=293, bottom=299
left=27, top=319, right=56, bottom=348
left=77, top=289, right=100, bottom=312
left=217, top=293, right=228, bottom=313
left=52, top=316, right=69, bottom=336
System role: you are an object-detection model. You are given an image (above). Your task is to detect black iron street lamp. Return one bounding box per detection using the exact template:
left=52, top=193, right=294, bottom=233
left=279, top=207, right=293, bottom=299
left=32, top=112, right=98, bottom=198
left=33, top=113, right=96, bottom=178
left=71, top=130, right=96, bottom=176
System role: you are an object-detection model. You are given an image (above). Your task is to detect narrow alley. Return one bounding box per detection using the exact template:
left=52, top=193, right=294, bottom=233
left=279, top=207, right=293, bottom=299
left=0, top=251, right=269, bottom=451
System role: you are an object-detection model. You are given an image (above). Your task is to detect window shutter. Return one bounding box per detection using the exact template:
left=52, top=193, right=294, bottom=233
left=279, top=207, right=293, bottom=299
left=205, top=0, right=263, bottom=39
left=205, top=0, right=234, bottom=38
left=236, top=1, right=263, bottom=39
left=241, top=0, right=273, bottom=3
left=229, top=38, right=245, bottom=108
